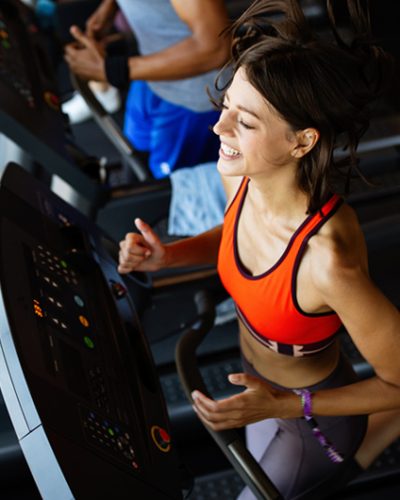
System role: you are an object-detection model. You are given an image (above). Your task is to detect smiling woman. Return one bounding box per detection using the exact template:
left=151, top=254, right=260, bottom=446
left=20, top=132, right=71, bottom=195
left=213, top=67, right=308, bottom=178
left=117, top=1, right=400, bottom=499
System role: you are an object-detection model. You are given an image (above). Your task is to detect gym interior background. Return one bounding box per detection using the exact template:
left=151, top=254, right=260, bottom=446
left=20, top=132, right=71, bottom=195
left=1, top=0, right=400, bottom=499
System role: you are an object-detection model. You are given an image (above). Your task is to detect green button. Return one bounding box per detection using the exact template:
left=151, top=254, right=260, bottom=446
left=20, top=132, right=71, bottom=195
left=60, top=260, right=68, bottom=269
left=83, top=336, right=95, bottom=349
left=108, top=428, right=115, bottom=437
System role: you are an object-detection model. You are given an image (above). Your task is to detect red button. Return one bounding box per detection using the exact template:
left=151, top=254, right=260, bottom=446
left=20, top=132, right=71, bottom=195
left=158, top=428, right=170, bottom=444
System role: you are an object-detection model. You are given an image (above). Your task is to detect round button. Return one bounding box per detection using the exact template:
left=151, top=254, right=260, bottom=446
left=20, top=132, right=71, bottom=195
left=110, top=280, right=127, bottom=299
left=74, top=295, right=84, bottom=307
left=158, top=428, right=170, bottom=443
left=44, top=91, right=60, bottom=111
left=79, top=315, right=89, bottom=327
left=151, top=425, right=171, bottom=453
left=83, top=336, right=95, bottom=349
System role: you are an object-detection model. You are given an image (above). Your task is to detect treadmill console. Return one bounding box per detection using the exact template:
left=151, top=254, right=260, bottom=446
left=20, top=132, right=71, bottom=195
left=0, top=0, right=106, bottom=204
left=0, top=163, right=182, bottom=499
left=0, top=1, right=66, bottom=154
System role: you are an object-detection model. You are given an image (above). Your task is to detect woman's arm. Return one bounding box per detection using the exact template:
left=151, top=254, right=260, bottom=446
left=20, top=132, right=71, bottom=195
left=192, top=207, right=400, bottom=429
left=307, top=212, right=400, bottom=414
left=118, top=218, right=222, bottom=273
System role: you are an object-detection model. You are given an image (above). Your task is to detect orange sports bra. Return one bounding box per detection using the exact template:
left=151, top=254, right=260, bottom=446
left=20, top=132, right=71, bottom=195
left=217, top=177, right=343, bottom=357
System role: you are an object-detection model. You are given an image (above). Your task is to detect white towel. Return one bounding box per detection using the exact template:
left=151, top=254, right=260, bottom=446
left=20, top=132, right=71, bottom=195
left=168, top=162, right=226, bottom=236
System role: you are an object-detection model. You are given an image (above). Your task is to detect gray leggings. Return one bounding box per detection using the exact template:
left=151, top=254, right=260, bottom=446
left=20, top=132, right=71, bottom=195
left=238, top=353, right=368, bottom=500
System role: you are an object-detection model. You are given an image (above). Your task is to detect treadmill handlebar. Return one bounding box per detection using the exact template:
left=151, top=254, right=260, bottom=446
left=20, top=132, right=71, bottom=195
left=176, top=290, right=282, bottom=500
left=70, top=73, right=152, bottom=182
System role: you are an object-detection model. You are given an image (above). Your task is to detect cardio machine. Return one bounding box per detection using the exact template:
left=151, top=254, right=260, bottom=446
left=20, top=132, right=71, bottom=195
left=1, top=162, right=400, bottom=499
left=0, top=0, right=171, bottom=242
left=0, top=161, right=282, bottom=499
left=1, top=1, right=400, bottom=496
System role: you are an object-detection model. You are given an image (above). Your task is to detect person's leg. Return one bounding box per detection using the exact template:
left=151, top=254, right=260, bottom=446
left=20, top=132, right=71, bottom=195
left=164, top=107, right=221, bottom=169
left=147, top=94, right=220, bottom=178
left=150, top=101, right=219, bottom=178
left=245, top=419, right=280, bottom=463
left=123, top=80, right=153, bottom=154
left=355, top=409, right=400, bottom=468
left=124, top=81, right=220, bottom=178
left=238, top=354, right=369, bottom=500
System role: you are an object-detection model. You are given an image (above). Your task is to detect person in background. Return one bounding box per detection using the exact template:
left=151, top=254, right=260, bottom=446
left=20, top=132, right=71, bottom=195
left=117, top=1, right=400, bottom=498
left=34, top=0, right=121, bottom=121
left=64, top=0, right=230, bottom=178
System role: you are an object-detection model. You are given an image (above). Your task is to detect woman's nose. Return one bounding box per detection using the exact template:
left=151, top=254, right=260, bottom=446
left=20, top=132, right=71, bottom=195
left=213, top=112, right=233, bottom=136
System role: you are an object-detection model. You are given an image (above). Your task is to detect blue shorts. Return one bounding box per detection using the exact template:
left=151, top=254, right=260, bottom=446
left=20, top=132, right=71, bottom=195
left=123, top=81, right=221, bottom=179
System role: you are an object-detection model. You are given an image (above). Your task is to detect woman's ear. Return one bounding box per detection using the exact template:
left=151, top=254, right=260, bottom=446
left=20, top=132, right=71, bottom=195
left=290, top=128, right=320, bottom=158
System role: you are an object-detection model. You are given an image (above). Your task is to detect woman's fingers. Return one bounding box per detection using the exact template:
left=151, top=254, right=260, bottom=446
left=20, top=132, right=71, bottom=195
left=193, top=406, right=241, bottom=431
left=192, top=391, right=243, bottom=417
left=134, top=218, right=161, bottom=249
left=117, top=219, right=167, bottom=273
left=190, top=375, right=280, bottom=430
left=192, top=394, right=245, bottom=430
left=117, top=233, right=149, bottom=272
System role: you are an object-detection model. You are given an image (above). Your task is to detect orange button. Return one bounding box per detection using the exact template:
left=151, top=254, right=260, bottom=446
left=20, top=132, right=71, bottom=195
left=79, top=315, right=89, bottom=328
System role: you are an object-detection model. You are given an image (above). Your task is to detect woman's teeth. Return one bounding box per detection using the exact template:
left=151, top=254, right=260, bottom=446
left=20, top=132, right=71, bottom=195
left=221, top=143, right=241, bottom=157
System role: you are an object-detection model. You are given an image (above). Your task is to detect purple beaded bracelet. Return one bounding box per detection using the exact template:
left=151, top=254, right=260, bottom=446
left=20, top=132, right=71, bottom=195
left=294, top=389, right=344, bottom=463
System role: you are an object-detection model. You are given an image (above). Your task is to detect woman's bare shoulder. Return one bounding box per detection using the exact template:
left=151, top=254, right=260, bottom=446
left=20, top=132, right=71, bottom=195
left=308, top=202, right=368, bottom=289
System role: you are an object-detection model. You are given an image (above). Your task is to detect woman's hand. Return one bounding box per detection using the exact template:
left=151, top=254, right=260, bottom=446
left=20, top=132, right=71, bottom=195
left=191, top=373, right=299, bottom=431
left=118, top=218, right=167, bottom=274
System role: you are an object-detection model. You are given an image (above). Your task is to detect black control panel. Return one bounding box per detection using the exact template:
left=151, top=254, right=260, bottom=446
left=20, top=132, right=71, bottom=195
left=0, top=7, right=35, bottom=109
left=0, top=0, right=106, bottom=204
left=0, top=1, right=66, bottom=152
left=0, top=163, right=182, bottom=499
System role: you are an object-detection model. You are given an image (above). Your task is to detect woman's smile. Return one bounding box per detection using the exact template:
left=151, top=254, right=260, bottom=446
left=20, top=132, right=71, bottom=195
left=219, top=142, right=242, bottom=160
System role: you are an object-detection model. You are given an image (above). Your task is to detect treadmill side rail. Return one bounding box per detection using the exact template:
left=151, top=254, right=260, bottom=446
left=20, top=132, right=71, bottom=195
left=0, top=289, right=40, bottom=439
left=20, top=427, right=74, bottom=500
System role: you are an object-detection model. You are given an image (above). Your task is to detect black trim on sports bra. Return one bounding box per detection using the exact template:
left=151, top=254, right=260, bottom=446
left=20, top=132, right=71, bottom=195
left=233, top=180, right=314, bottom=280
left=291, top=197, right=344, bottom=318
left=236, top=305, right=339, bottom=357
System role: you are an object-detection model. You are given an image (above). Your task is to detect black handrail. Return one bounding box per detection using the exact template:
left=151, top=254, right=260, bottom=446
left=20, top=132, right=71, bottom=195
left=175, top=290, right=282, bottom=500
left=69, top=73, right=152, bottom=182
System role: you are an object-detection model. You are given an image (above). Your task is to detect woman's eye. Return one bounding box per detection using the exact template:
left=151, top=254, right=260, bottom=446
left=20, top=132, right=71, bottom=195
left=238, top=119, right=254, bottom=130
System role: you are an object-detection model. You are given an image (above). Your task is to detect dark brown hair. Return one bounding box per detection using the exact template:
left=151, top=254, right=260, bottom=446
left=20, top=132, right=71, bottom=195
left=217, top=0, right=393, bottom=213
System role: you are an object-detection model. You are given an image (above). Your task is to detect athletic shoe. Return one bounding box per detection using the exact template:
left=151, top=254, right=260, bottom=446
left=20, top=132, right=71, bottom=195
left=62, top=85, right=121, bottom=124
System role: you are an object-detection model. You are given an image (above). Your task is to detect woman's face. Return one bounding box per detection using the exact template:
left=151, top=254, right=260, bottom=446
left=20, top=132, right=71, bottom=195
left=213, top=67, right=299, bottom=179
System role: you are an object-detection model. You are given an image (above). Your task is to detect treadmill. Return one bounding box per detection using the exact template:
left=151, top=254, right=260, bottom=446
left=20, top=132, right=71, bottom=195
left=0, top=162, right=284, bottom=499
left=1, top=1, right=400, bottom=495
left=0, top=0, right=170, bottom=239
left=0, top=162, right=181, bottom=499
left=1, top=163, right=400, bottom=500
